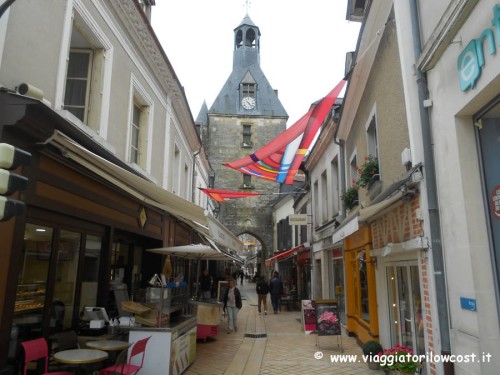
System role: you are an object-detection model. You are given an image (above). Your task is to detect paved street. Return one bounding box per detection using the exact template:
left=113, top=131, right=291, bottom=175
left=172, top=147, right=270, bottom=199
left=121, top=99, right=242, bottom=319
left=185, top=281, right=378, bottom=375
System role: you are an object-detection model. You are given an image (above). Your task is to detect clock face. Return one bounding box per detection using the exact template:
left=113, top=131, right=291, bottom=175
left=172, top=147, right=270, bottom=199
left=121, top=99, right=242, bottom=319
left=241, top=96, right=255, bottom=110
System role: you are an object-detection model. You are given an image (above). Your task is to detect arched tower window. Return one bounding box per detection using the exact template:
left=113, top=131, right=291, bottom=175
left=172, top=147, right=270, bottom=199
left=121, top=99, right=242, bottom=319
left=235, top=29, right=244, bottom=48
left=245, top=28, right=256, bottom=47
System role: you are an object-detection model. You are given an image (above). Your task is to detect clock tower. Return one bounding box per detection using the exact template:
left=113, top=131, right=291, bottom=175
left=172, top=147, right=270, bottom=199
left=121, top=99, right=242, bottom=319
left=197, top=13, right=288, bottom=263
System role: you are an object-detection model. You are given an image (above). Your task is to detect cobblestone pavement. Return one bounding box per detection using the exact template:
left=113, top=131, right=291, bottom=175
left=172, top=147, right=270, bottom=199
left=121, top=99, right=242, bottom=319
left=184, top=281, right=379, bottom=375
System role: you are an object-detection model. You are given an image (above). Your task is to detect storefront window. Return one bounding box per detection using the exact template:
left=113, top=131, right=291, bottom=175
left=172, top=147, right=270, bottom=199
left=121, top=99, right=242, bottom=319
left=333, top=258, right=345, bottom=323
left=15, top=224, right=52, bottom=337
left=359, top=251, right=370, bottom=323
left=79, top=235, right=102, bottom=316
left=477, top=102, right=500, bottom=293
left=110, top=242, right=130, bottom=283
left=387, top=265, right=424, bottom=355
left=53, top=230, right=81, bottom=331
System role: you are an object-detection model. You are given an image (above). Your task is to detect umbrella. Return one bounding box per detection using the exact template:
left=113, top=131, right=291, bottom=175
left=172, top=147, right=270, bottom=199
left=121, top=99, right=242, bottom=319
left=147, top=243, right=241, bottom=297
left=146, top=244, right=237, bottom=261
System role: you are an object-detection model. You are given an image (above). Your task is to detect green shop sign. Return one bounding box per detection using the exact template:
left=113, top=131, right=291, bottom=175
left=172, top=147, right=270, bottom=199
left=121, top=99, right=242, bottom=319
left=458, top=4, right=500, bottom=91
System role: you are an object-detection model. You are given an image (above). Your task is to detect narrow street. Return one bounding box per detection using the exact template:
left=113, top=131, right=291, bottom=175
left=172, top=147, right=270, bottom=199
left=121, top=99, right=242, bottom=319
left=185, top=281, right=376, bottom=375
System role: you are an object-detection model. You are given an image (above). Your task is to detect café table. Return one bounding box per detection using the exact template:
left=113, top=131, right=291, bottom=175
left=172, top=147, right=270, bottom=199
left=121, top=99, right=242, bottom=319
left=85, top=340, right=130, bottom=352
left=53, top=348, right=108, bottom=375
left=85, top=340, right=130, bottom=364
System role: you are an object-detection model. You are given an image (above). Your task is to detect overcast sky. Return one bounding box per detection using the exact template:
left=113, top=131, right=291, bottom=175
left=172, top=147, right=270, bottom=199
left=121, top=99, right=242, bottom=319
left=151, top=0, right=361, bottom=126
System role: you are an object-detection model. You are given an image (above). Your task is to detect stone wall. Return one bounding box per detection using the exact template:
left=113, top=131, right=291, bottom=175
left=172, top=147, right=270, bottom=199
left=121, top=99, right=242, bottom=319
left=205, top=114, right=286, bottom=257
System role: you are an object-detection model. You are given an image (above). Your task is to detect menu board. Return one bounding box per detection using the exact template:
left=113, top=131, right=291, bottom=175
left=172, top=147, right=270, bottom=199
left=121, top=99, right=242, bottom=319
left=217, top=281, right=228, bottom=303
left=315, top=300, right=340, bottom=336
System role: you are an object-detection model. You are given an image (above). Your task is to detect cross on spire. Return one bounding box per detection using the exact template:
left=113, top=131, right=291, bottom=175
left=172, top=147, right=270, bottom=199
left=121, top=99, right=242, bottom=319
left=244, top=0, right=251, bottom=15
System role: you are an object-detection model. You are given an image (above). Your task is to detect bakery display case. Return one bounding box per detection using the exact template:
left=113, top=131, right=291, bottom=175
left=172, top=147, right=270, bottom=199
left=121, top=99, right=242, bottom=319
left=14, top=284, right=45, bottom=315
left=126, top=285, right=190, bottom=328
left=125, top=284, right=197, bottom=374
left=13, top=284, right=46, bottom=328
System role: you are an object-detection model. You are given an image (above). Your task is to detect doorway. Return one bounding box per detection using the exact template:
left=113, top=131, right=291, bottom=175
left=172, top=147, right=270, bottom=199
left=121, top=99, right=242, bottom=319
left=386, top=264, right=424, bottom=355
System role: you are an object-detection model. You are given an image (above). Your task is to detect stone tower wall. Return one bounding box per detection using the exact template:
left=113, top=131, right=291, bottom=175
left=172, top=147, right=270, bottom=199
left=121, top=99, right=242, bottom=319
left=206, top=114, right=286, bottom=258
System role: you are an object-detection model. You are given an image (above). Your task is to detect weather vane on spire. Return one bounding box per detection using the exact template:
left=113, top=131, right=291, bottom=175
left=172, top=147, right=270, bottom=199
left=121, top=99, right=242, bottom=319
left=244, top=0, right=251, bottom=15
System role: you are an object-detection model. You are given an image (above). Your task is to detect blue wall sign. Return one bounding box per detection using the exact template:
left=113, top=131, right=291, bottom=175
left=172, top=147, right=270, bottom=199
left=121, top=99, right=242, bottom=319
left=460, top=297, right=477, bottom=311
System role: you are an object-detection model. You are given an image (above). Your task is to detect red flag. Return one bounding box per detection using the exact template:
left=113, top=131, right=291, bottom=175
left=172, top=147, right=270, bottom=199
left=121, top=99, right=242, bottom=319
left=200, top=188, right=261, bottom=202
left=224, top=79, right=346, bottom=184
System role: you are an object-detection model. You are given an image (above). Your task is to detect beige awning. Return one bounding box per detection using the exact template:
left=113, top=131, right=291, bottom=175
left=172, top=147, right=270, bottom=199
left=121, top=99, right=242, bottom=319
left=45, top=131, right=243, bottom=252
left=357, top=191, right=404, bottom=223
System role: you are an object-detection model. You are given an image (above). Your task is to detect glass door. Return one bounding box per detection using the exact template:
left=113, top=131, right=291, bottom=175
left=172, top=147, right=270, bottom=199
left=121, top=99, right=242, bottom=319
left=477, top=102, right=500, bottom=290
left=387, top=265, right=424, bottom=355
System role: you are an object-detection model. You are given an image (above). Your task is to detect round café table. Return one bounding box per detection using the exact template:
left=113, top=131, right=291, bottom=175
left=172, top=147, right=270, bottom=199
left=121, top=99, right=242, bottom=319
left=85, top=340, right=130, bottom=351
left=85, top=340, right=130, bottom=365
left=53, top=348, right=108, bottom=375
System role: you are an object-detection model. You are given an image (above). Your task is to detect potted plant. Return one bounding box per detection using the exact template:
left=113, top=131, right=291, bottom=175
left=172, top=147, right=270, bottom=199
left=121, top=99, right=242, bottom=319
left=378, top=344, right=422, bottom=374
left=356, top=155, right=379, bottom=189
left=362, top=340, right=383, bottom=370
left=341, top=186, right=359, bottom=211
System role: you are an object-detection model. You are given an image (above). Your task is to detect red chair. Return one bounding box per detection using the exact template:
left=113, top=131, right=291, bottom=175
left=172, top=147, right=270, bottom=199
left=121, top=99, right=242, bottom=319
left=21, top=337, right=75, bottom=375
left=99, top=336, right=151, bottom=375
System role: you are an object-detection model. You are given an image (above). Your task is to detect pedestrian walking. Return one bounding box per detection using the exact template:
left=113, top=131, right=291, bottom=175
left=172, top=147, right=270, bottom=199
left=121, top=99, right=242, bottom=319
left=269, top=271, right=283, bottom=314
left=199, top=269, right=212, bottom=300
left=223, top=279, right=242, bottom=333
left=256, top=276, right=269, bottom=314
left=239, top=269, right=244, bottom=285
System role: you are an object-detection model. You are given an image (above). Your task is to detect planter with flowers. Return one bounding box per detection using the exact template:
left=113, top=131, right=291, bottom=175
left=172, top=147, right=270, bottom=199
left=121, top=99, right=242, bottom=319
left=356, top=156, right=379, bottom=189
left=378, top=344, right=422, bottom=374
left=341, top=186, right=359, bottom=211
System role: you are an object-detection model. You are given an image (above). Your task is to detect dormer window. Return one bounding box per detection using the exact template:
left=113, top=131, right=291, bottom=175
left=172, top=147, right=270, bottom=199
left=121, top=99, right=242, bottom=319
left=242, top=83, right=255, bottom=99
left=346, top=0, right=366, bottom=22
left=137, top=0, right=155, bottom=21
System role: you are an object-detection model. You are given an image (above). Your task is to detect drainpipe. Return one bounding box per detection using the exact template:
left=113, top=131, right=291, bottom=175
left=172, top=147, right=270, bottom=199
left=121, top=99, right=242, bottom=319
left=333, top=98, right=349, bottom=220
left=191, top=147, right=201, bottom=203
left=409, top=1, right=453, bottom=374
left=333, top=126, right=346, bottom=219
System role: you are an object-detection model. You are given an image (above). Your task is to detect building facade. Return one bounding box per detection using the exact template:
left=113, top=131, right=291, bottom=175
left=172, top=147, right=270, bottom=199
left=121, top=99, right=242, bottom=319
left=408, top=0, right=500, bottom=373
left=0, top=1, right=240, bottom=371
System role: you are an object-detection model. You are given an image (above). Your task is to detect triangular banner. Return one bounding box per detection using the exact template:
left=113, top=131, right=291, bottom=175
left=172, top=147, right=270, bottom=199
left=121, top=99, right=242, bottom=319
left=224, top=79, right=346, bottom=184
left=200, top=188, right=261, bottom=202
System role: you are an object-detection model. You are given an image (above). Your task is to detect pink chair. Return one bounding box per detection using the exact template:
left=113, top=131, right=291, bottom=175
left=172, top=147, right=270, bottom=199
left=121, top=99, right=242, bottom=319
left=21, top=337, right=75, bottom=375
left=99, top=336, right=151, bottom=375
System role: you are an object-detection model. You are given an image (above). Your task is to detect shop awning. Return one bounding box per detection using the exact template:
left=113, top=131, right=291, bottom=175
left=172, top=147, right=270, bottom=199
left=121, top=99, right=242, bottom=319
left=357, top=191, right=403, bottom=223
left=46, top=131, right=243, bottom=252
left=264, top=244, right=308, bottom=266
left=146, top=243, right=240, bottom=261
left=204, top=236, right=244, bottom=264
left=330, top=191, right=404, bottom=244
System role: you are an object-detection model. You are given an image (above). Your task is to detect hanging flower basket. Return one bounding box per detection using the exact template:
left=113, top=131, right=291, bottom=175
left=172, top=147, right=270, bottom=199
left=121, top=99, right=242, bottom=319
left=356, top=156, right=379, bottom=189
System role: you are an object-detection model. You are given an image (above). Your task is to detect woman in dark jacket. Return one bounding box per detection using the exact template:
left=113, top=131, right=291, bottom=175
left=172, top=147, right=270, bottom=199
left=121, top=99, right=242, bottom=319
left=223, top=279, right=242, bottom=333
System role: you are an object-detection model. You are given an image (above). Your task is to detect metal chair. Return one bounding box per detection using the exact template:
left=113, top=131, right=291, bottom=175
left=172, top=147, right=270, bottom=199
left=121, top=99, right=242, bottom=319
left=20, top=337, right=75, bottom=375
left=98, top=336, right=151, bottom=375
left=52, top=330, right=79, bottom=352
left=98, top=348, right=128, bottom=375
